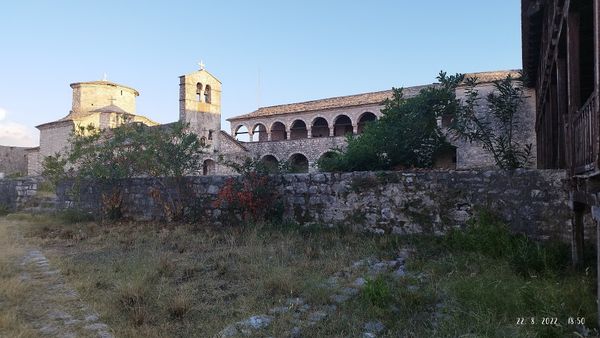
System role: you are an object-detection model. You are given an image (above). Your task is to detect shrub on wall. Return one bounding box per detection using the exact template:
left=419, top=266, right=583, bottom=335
left=449, top=74, right=532, bottom=169
left=214, top=157, right=283, bottom=223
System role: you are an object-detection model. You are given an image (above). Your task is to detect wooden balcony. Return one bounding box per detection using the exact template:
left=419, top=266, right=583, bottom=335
left=573, top=92, right=599, bottom=175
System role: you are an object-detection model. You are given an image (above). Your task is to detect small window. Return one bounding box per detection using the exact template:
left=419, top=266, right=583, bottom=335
left=120, top=90, right=123, bottom=96
left=205, top=85, right=212, bottom=103
left=196, top=83, right=203, bottom=102
left=208, top=130, right=213, bottom=140
left=200, top=137, right=206, bottom=146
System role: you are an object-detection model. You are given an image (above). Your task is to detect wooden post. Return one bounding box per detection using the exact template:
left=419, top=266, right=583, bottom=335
left=567, top=11, right=581, bottom=175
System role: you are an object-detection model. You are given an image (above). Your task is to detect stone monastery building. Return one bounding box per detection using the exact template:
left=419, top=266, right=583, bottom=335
left=1, top=66, right=536, bottom=177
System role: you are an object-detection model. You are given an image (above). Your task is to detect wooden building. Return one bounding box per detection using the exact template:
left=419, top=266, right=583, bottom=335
left=522, top=0, right=599, bottom=325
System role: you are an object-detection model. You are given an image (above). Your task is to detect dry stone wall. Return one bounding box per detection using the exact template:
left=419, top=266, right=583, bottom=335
left=55, top=169, right=572, bottom=240
left=0, top=177, right=40, bottom=210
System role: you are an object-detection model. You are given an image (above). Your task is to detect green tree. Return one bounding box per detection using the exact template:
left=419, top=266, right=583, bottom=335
left=42, top=118, right=205, bottom=220
left=449, top=74, right=532, bottom=169
left=318, top=72, right=463, bottom=172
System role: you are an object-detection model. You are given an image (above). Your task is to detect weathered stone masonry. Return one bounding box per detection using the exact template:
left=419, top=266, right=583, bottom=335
left=53, top=169, right=573, bottom=241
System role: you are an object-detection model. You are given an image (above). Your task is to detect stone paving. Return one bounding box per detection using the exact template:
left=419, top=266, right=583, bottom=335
left=20, top=249, right=113, bottom=338
left=218, top=247, right=415, bottom=337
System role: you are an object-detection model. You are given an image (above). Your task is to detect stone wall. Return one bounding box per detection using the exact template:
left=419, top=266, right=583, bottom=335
left=0, top=177, right=39, bottom=210
left=56, top=169, right=572, bottom=241
left=0, top=146, right=28, bottom=177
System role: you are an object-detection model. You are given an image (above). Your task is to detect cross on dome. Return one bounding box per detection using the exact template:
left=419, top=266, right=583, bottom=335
left=198, top=60, right=205, bottom=71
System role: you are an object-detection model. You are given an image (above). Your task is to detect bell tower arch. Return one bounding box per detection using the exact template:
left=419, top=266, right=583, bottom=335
left=179, top=63, right=222, bottom=151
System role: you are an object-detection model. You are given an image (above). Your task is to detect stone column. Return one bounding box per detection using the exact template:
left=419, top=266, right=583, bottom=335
left=329, top=128, right=334, bottom=137
left=267, top=132, right=272, bottom=141
left=352, top=124, right=358, bottom=135
left=307, top=129, right=312, bottom=139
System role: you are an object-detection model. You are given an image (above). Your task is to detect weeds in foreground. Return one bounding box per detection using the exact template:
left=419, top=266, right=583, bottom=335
left=3, top=212, right=597, bottom=337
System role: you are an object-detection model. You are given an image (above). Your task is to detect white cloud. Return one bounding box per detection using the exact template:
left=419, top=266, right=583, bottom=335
left=0, top=107, right=38, bottom=147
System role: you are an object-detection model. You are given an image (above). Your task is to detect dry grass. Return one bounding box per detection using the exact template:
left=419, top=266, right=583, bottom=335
left=0, top=216, right=37, bottom=338
left=2, top=212, right=597, bottom=337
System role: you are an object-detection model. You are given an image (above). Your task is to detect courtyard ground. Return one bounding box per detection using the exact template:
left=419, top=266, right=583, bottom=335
left=0, top=212, right=597, bottom=337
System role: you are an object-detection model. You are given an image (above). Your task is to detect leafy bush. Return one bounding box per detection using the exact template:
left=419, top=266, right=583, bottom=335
left=214, top=157, right=284, bottom=223
left=319, top=73, right=462, bottom=172
left=449, top=74, right=532, bottom=169
left=361, top=276, right=393, bottom=308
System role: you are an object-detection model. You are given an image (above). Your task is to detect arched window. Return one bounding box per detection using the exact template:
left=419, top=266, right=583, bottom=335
left=311, top=117, right=329, bottom=138
left=196, top=83, right=203, bottom=102
left=270, top=122, right=287, bottom=141
left=252, top=124, right=267, bottom=142
left=203, top=159, right=216, bottom=175
left=260, top=155, right=279, bottom=173
left=288, top=153, right=309, bottom=173
left=204, top=85, right=212, bottom=103
left=200, top=137, right=206, bottom=146
left=357, top=112, right=377, bottom=134
left=333, top=115, right=353, bottom=136
left=290, top=120, right=308, bottom=139
left=234, top=125, right=250, bottom=142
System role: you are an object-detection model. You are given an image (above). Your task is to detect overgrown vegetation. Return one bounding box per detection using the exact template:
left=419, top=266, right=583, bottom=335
left=450, top=74, right=532, bottom=169
left=42, top=119, right=205, bottom=220
left=214, top=157, right=284, bottom=223
left=319, top=72, right=532, bottom=171
left=2, top=211, right=595, bottom=337
left=446, top=211, right=572, bottom=277
left=318, top=72, right=462, bottom=171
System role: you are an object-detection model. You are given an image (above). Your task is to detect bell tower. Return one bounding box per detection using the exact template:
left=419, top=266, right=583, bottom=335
left=179, top=62, right=222, bottom=151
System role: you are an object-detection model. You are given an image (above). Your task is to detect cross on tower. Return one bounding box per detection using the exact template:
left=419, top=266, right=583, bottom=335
left=198, top=60, right=205, bottom=70
left=109, top=97, right=117, bottom=105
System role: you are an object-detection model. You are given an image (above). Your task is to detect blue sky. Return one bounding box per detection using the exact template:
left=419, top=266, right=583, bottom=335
left=0, top=0, right=522, bottom=146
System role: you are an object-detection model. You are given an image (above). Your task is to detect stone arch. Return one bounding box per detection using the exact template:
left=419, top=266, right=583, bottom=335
left=311, top=117, right=330, bottom=138
left=196, top=83, right=203, bottom=102
left=234, top=124, right=250, bottom=142
left=260, top=154, right=279, bottom=173
left=318, top=151, right=337, bottom=161
left=288, top=153, right=309, bottom=173
left=333, top=114, right=353, bottom=136
left=316, top=151, right=338, bottom=171
left=202, top=158, right=216, bottom=175
left=270, top=121, right=287, bottom=141
left=290, top=119, right=308, bottom=140
left=251, top=123, right=268, bottom=142
left=204, top=84, right=212, bottom=103
left=357, top=112, right=377, bottom=134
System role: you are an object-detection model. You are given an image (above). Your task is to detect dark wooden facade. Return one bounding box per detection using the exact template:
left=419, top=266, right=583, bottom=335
left=523, top=0, right=600, bottom=175
left=522, top=0, right=600, bottom=325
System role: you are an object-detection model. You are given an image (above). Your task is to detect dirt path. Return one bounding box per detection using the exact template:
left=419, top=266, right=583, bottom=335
left=1, top=218, right=113, bottom=338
